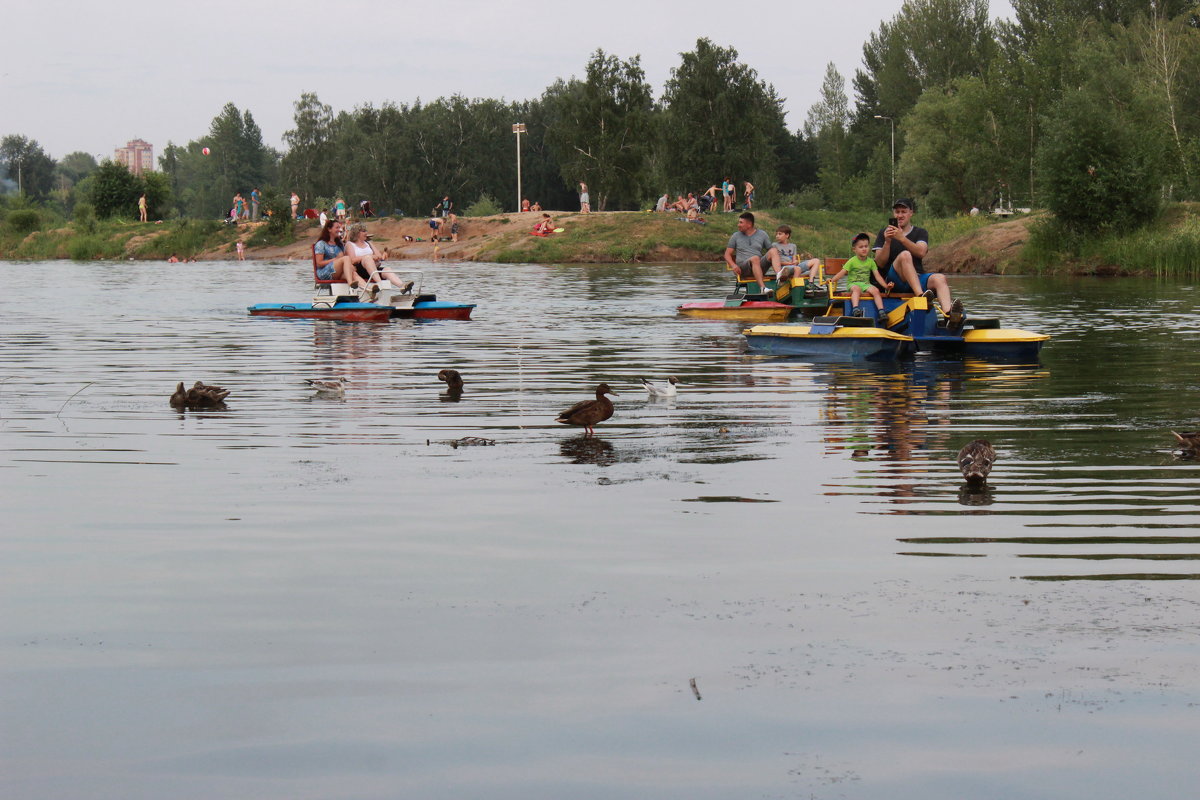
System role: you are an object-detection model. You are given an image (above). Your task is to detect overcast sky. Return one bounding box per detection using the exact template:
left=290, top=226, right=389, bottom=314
left=4, top=0, right=1013, bottom=161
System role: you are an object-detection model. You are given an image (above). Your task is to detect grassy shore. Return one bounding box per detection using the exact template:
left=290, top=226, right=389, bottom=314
left=4, top=204, right=1200, bottom=276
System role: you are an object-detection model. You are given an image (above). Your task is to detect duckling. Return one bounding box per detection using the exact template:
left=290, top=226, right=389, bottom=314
left=555, top=383, right=618, bottom=436
left=306, top=377, right=350, bottom=396
left=1171, top=431, right=1200, bottom=456
left=437, top=369, right=464, bottom=393
left=957, top=439, right=996, bottom=484
left=641, top=376, right=679, bottom=398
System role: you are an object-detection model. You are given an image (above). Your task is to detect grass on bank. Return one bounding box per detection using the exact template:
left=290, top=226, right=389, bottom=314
left=1022, top=202, right=1200, bottom=277
left=476, top=208, right=998, bottom=264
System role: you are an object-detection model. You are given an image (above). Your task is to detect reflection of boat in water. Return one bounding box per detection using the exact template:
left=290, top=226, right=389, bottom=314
left=249, top=267, right=474, bottom=322
left=744, top=291, right=1048, bottom=362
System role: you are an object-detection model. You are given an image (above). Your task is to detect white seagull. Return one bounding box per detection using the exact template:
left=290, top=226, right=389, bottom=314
left=641, top=376, right=679, bottom=398
left=306, top=377, right=350, bottom=396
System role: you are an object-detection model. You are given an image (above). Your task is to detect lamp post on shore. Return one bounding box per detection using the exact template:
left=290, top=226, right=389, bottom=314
left=874, top=115, right=894, bottom=198
left=512, top=123, right=526, bottom=212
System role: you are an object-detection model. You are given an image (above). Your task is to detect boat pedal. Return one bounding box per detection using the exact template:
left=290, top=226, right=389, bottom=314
left=723, top=291, right=747, bottom=308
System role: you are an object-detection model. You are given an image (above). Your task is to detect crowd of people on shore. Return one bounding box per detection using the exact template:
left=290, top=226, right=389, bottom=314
left=657, top=178, right=755, bottom=221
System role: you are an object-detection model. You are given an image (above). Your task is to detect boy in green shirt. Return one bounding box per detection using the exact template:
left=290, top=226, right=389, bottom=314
left=826, top=233, right=892, bottom=319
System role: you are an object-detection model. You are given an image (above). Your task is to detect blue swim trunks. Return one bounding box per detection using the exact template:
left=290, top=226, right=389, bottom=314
left=885, top=266, right=930, bottom=293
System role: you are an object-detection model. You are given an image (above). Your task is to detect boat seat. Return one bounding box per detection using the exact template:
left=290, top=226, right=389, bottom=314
left=812, top=315, right=877, bottom=327
left=312, top=243, right=357, bottom=301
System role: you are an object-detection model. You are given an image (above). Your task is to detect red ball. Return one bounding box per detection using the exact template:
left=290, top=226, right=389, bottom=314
left=201, top=147, right=210, bottom=156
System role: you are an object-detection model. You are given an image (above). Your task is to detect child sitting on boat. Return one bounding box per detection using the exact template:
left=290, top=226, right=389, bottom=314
left=765, top=225, right=820, bottom=282
left=826, top=233, right=892, bottom=318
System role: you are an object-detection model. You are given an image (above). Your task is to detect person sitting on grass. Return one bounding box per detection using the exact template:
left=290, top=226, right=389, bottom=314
left=723, top=212, right=772, bottom=293
left=827, top=233, right=892, bottom=320
left=532, top=213, right=556, bottom=235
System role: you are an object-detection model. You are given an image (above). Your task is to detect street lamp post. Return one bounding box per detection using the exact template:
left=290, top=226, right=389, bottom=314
left=512, top=123, right=526, bottom=212
left=874, top=115, right=894, bottom=198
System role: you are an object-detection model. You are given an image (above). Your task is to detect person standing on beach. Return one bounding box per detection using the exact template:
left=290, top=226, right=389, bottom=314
left=743, top=181, right=755, bottom=211
left=579, top=182, right=590, bottom=213
left=290, top=192, right=300, bottom=219
left=138, top=194, right=147, bottom=222
left=440, top=196, right=453, bottom=218
left=250, top=188, right=260, bottom=221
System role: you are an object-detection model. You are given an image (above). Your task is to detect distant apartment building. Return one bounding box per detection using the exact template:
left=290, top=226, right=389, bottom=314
left=115, top=139, right=154, bottom=176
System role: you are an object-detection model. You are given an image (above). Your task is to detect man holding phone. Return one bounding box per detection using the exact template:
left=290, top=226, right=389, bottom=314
left=872, top=198, right=963, bottom=328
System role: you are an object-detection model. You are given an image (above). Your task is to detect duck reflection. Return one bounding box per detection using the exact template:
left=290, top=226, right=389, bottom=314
left=560, top=434, right=618, bottom=466
left=958, top=483, right=996, bottom=506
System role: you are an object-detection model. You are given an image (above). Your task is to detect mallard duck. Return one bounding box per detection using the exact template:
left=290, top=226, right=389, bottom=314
left=170, top=380, right=230, bottom=410
left=957, top=439, right=996, bottom=484
left=438, top=369, right=464, bottom=393
left=306, top=377, right=349, bottom=396
left=555, top=383, right=618, bottom=436
left=1171, top=431, right=1200, bottom=456
left=641, top=376, right=679, bottom=397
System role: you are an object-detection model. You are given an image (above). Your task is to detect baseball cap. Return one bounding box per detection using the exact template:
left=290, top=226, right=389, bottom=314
left=892, top=198, right=915, bottom=211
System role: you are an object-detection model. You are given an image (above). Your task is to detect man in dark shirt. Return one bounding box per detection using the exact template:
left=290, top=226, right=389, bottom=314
left=873, top=198, right=964, bottom=328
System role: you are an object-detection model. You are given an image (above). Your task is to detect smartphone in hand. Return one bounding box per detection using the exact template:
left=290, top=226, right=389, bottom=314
left=888, top=217, right=898, bottom=227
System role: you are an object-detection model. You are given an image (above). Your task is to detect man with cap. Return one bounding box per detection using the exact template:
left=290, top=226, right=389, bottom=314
left=873, top=198, right=964, bottom=328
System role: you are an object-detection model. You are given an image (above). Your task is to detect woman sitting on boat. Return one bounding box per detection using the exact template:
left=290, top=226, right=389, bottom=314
left=344, top=223, right=407, bottom=290
left=314, top=220, right=364, bottom=288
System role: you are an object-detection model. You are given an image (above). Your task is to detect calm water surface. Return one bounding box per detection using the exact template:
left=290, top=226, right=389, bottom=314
left=3, top=260, right=1200, bottom=799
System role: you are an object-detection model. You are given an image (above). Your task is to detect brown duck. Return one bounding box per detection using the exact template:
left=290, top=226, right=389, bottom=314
left=1171, top=431, right=1200, bottom=456
left=555, top=383, right=618, bottom=436
left=170, top=380, right=230, bottom=410
left=957, top=439, right=996, bottom=484
left=437, top=369, right=464, bottom=393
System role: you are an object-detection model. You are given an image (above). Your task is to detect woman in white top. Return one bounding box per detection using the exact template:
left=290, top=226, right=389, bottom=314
left=344, top=224, right=407, bottom=290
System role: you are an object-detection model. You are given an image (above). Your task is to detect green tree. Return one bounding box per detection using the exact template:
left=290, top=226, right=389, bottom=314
left=897, top=76, right=1026, bottom=213
left=281, top=93, right=336, bottom=206
left=55, top=152, right=98, bottom=189
left=544, top=49, right=654, bottom=210
left=0, top=135, right=56, bottom=201
left=86, top=160, right=143, bottom=219
left=659, top=38, right=787, bottom=195
left=142, top=171, right=173, bottom=220
left=805, top=63, right=851, bottom=204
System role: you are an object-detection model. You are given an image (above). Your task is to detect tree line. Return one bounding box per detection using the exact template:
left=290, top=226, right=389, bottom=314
left=4, top=0, right=1200, bottom=239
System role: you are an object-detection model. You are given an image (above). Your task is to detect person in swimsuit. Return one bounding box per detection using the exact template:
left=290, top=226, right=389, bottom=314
left=138, top=194, right=147, bottom=222
left=579, top=182, right=590, bottom=213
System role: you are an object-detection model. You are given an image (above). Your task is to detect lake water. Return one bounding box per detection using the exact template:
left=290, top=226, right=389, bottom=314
left=3, top=260, right=1200, bottom=799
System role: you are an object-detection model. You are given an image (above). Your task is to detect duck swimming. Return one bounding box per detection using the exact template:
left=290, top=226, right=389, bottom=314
left=957, top=439, right=996, bottom=484
left=306, top=377, right=349, bottom=396
left=1171, top=431, right=1200, bottom=456
left=641, top=376, right=679, bottom=398
left=438, top=369, right=464, bottom=393
left=555, top=383, right=618, bottom=436
left=170, top=380, right=230, bottom=410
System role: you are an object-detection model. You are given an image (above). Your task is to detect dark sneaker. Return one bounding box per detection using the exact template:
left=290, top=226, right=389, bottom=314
left=852, top=306, right=864, bottom=317
left=947, top=299, right=965, bottom=329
